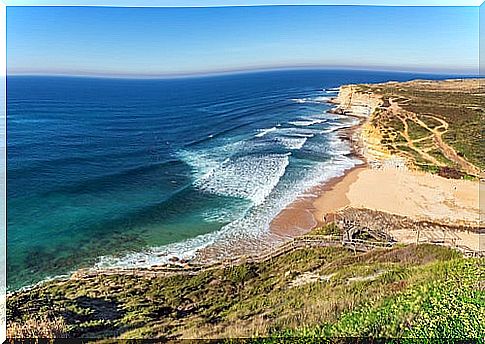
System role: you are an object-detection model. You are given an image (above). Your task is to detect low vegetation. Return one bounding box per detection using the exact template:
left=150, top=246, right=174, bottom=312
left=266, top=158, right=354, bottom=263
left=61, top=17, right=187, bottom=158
left=272, top=258, right=484, bottom=341
left=7, top=243, right=484, bottom=340
left=306, top=222, right=341, bottom=236
left=360, top=79, right=483, bottom=177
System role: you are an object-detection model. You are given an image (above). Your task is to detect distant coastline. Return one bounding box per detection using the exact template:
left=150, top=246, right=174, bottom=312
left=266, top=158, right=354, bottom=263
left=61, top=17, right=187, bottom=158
left=7, top=65, right=480, bottom=80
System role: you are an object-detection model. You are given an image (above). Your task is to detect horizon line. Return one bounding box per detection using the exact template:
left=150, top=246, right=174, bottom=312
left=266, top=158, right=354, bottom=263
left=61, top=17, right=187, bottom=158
left=7, top=65, right=480, bottom=80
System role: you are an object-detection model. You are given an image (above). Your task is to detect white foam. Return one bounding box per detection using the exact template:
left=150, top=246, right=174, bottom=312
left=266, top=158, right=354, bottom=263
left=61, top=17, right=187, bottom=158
left=284, top=126, right=323, bottom=137
left=201, top=201, right=249, bottom=223
left=95, top=151, right=361, bottom=270
left=275, top=136, right=308, bottom=150
left=96, top=230, right=223, bottom=269
left=255, top=127, right=277, bottom=138
left=205, top=154, right=362, bottom=251
left=202, top=209, right=233, bottom=223
left=292, top=95, right=331, bottom=104
left=194, top=153, right=290, bottom=206
left=290, top=132, right=315, bottom=138
left=320, top=122, right=354, bottom=134
left=178, top=150, right=220, bottom=184
left=327, top=135, right=353, bottom=155
left=93, top=99, right=365, bottom=271
left=313, top=96, right=331, bottom=102
left=288, top=118, right=326, bottom=127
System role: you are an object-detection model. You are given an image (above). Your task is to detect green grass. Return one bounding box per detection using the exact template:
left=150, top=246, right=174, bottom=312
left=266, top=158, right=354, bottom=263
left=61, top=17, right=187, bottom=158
left=419, top=115, right=443, bottom=129
left=407, top=119, right=431, bottom=141
left=427, top=149, right=457, bottom=168
left=394, top=145, right=430, bottom=165
left=268, top=258, right=484, bottom=341
left=8, top=244, right=481, bottom=340
left=307, top=223, right=341, bottom=236
left=413, top=137, right=435, bottom=151
left=416, top=164, right=441, bottom=175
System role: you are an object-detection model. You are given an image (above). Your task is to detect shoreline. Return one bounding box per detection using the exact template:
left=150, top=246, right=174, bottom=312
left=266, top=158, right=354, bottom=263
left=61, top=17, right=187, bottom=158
left=270, top=162, right=367, bottom=238
left=270, top=91, right=369, bottom=238
left=8, top=92, right=365, bottom=292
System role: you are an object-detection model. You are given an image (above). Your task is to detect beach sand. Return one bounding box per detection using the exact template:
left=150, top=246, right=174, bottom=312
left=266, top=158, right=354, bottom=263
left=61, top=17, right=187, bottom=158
left=311, top=165, right=366, bottom=224
left=271, top=163, right=481, bottom=249
left=222, top=79, right=483, bottom=257
left=270, top=164, right=366, bottom=238
left=271, top=81, right=481, bottom=252
left=343, top=166, right=479, bottom=224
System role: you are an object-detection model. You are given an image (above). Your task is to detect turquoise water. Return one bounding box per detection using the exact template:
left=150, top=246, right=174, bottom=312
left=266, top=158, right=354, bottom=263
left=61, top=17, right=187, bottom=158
left=7, top=69, right=451, bottom=289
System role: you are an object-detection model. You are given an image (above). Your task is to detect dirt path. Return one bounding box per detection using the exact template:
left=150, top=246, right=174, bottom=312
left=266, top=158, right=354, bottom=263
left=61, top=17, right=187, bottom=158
left=388, top=99, right=480, bottom=176
left=432, top=131, right=480, bottom=176
left=389, top=100, right=443, bottom=166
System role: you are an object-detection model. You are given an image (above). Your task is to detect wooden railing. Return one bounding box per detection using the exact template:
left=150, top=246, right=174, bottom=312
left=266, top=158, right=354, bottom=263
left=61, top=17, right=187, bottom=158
left=74, top=235, right=394, bottom=279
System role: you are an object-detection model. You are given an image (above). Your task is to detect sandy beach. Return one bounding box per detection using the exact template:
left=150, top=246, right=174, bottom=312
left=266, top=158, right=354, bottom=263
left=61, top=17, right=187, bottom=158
left=270, top=164, right=366, bottom=237
left=342, top=167, right=479, bottom=224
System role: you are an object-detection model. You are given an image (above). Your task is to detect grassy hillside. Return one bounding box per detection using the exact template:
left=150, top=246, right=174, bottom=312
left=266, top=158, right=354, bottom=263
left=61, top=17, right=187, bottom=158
left=358, top=79, right=483, bottom=177
left=7, top=243, right=484, bottom=341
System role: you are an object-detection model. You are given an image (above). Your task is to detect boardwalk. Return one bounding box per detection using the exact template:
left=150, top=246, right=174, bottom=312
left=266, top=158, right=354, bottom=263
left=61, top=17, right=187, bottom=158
left=72, top=232, right=398, bottom=280
left=334, top=206, right=484, bottom=256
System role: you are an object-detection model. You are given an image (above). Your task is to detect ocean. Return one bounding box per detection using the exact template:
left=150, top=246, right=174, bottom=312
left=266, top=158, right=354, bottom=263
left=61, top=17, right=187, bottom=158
left=7, top=69, right=452, bottom=289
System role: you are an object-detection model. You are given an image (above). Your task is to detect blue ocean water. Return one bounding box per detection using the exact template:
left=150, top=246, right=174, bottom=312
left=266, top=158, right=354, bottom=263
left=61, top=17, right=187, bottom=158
left=7, top=69, right=451, bottom=289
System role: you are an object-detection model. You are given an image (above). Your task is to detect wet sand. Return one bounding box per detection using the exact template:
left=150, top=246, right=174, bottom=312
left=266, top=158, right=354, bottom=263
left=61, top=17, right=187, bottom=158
left=270, top=163, right=366, bottom=238
left=270, top=101, right=367, bottom=238
left=220, top=81, right=481, bottom=255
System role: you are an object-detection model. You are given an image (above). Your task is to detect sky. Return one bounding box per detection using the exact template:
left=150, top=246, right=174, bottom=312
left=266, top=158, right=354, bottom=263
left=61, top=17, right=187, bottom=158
left=7, top=5, right=480, bottom=76
left=6, top=0, right=485, bottom=5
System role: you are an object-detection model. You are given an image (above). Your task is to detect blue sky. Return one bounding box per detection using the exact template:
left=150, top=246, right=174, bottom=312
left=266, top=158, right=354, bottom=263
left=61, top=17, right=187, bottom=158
left=7, top=5, right=479, bottom=76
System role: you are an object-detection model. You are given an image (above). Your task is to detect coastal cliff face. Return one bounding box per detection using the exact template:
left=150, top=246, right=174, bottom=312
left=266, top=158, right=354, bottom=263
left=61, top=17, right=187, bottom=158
left=334, top=84, right=401, bottom=168
left=336, top=84, right=382, bottom=110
